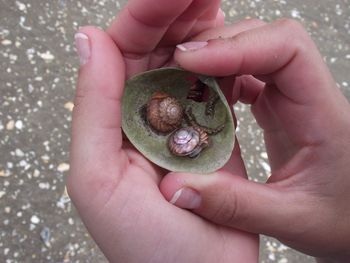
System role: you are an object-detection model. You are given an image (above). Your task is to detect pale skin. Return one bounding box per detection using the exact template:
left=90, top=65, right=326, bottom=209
left=68, top=1, right=350, bottom=263
left=68, top=1, right=258, bottom=263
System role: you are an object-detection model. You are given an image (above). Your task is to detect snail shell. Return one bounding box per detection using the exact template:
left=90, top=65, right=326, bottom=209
left=168, top=126, right=209, bottom=158
left=146, top=91, right=184, bottom=133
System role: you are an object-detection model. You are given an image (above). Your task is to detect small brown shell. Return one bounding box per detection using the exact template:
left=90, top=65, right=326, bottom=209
left=168, top=126, right=209, bottom=157
left=146, top=91, right=184, bottom=133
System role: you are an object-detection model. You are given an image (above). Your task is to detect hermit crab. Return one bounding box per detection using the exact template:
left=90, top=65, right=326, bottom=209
left=121, top=68, right=235, bottom=173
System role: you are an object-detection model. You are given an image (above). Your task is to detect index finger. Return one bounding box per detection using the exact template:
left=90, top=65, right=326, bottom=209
left=107, top=0, right=193, bottom=56
left=175, top=19, right=350, bottom=144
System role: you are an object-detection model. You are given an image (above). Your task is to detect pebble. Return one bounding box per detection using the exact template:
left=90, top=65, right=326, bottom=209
left=38, top=51, right=55, bottom=62
left=64, top=101, right=74, bottom=111
left=1, top=39, right=12, bottom=45
left=30, top=215, right=40, bottom=224
left=6, top=120, right=15, bottom=130
left=40, top=227, right=51, bottom=247
left=57, top=163, right=70, bottom=172
left=15, top=120, right=23, bottom=130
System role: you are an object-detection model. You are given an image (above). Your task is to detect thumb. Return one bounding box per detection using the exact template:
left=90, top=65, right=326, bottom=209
left=68, top=26, right=127, bottom=209
left=160, top=171, right=310, bottom=238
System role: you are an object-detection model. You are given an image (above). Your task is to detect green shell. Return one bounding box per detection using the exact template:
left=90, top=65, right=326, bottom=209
left=121, top=68, right=235, bottom=174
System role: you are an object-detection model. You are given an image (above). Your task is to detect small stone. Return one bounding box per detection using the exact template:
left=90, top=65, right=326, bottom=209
left=38, top=51, right=55, bottom=62
left=6, top=120, right=15, bottom=130
left=16, top=1, right=27, bottom=11
left=30, top=215, right=40, bottom=224
left=1, top=39, right=12, bottom=46
left=15, top=120, right=23, bottom=129
left=260, top=152, right=268, bottom=159
left=291, top=9, right=301, bottom=18
left=68, top=218, right=74, bottom=225
left=19, top=160, right=28, bottom=167
left=259, top=159, right=271, bottom=173
left=33, top=169, right=40, bottom=177
left=38, top=182, right=50, bottom=189
left=40, top=227, right=51, bottom=247
left=15, top=149, right=25, bottom=157
left=41, top=155, right=50, bottom=163
left=0, top=191, right=6, bottom=199
left=64, top=102, right=74, bottom=111
left=57, top=163, right=70, bottom=172
left=28, top=84, right=34, bottom=93
left=56, top=190, right=71, bottom=209
left=268, top=253, right=276, bottom=261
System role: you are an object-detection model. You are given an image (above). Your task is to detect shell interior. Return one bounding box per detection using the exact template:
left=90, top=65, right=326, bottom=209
left=121, top=68, right=235, bottom=174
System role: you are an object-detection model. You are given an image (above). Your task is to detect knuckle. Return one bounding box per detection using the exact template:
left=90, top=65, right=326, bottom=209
left=275, top=18, right=312, bottom=52
left=210, top=185, right=245, bottom=226
left=276, top=18, right=304, bottom=32
left=276, top=18, right=309, bottom=40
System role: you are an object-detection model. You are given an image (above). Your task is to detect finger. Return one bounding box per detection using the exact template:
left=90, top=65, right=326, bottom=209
left=175, top=19, right=339, bottom=105
left=107, top=0, right=192, bottom=55
left=220, top=138, right=248, bottom=177
left=184, top=0, right=222, bottom=38
left=183, top=18, right=267, bottom=105
left=176, top=19, right=350, bottom=144
left=147, top=0, right=221, bottom=69
left=159, top=0, right=221, bottom=45
left=233, top=75, right=265, bottom=104
left=186, top=18, right=267, bottom=42
left=218, top=75, right=265, bottom=105
left=107, top=0, right=193, bottom=76
left=68, top=27, right=127, bottom=204
left=147, top=3, right=225, bottom=71
left=160, top=169, right=311, bottom=239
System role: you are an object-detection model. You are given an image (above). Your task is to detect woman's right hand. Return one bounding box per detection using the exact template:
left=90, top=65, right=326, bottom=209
left=160, top=18, right=350, bottom=262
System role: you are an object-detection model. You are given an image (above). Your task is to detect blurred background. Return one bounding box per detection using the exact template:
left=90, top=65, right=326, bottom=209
left=0, top=0, right=349, bottom=262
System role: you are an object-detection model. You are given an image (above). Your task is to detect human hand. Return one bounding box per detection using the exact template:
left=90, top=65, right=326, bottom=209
left=159, top=19, right=350, bottom=262
left=67, top=1, right=258, bottom=263
left=107, top=0, right=225, bottom=78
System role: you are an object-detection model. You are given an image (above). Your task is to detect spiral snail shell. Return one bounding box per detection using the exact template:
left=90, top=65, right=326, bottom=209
left=168, top=126, right=209, bottom=158
left=122, top=68, right=235, bottom=173
left=146, top=91, right=184, bottom=133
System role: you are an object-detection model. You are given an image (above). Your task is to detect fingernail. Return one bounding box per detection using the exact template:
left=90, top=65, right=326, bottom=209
left=169, top=187, right=202, bottom=209
left=176, top=41, right=208, bottom=52
left=74, top=32, right=91, bottom=65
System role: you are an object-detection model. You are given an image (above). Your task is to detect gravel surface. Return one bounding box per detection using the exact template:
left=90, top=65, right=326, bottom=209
left=1, top=0, right=349, bottom=262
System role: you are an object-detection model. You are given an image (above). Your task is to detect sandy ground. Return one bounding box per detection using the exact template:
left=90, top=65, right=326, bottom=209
left=1, top=0, right=349, bottom=262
